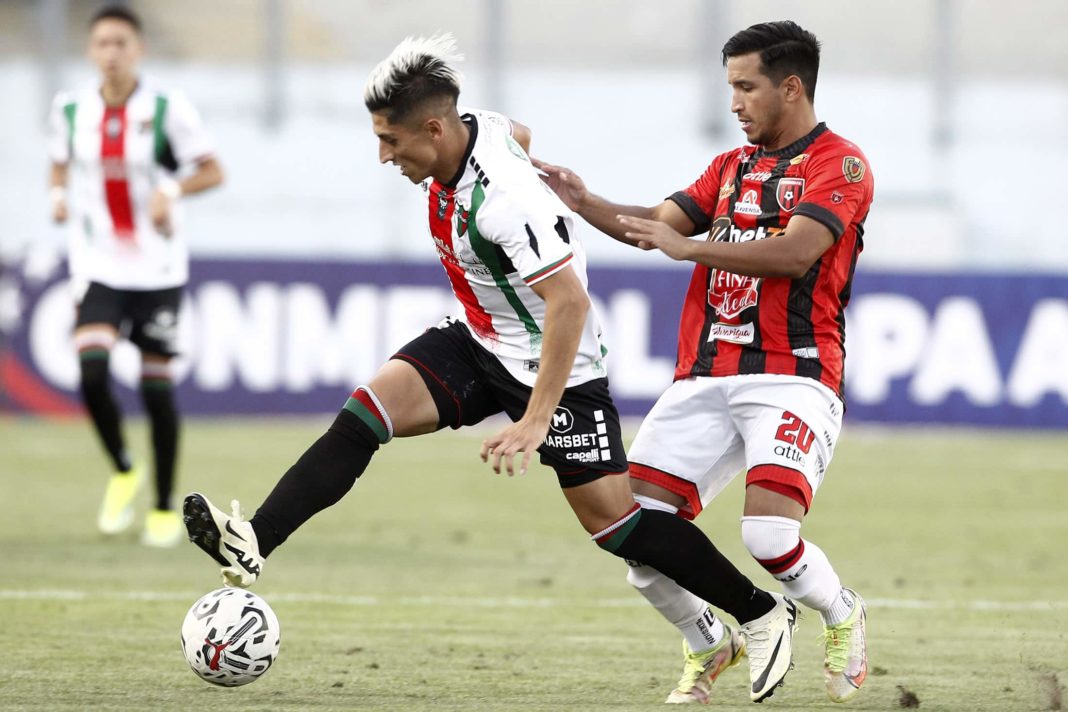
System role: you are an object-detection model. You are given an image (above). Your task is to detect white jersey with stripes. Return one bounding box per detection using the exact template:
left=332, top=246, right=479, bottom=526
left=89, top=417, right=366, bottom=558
left=48, top=76, right=216, bottom=290
left=424, top=108, right=608, bottom=387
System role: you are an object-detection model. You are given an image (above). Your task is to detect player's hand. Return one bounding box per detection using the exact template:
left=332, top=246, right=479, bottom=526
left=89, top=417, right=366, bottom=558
left=150, top=188, right=174, bottom=237
left=618, top=215, right=695, bottom=261
left=51, top=199, right=68, bottom=224
left=531, top=158, right=588, bottom=212
left=480, top=416, right=549, bottom=477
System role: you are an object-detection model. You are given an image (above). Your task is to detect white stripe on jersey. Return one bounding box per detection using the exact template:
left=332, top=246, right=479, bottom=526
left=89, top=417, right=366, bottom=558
left=48, top=76, right=216, bottom=290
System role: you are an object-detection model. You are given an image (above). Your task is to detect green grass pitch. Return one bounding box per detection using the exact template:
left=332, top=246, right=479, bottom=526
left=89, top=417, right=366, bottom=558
left=1, top=417, right=1065, bottom=711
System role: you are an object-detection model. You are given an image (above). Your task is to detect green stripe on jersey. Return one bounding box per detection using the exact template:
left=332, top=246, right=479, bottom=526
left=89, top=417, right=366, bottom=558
left=467, top=182, right=542, bottom=352
left=63, top=102, right=76, bottom=154
left=152, top=96, right=169, bottom=165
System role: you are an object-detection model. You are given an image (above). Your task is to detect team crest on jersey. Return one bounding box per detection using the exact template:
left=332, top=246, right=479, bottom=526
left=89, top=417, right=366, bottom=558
left=105, top=115, right=123, bottom=138
left=776, top=178, right=805, bottom=212
left=842, top=156, right=866, bottom=183
left=436, top=190, right=449, bottom=220
left=455, top=205, right=471, bottom=236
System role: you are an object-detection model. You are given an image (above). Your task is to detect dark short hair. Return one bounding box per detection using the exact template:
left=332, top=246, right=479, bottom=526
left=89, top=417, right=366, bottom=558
left=90, top=4, right=143, bottom=34
left=364, top=35, right=464, bottom=125
left=365, top=74, right=459, bottom=126
left=722, top=21, right=821, bottom=102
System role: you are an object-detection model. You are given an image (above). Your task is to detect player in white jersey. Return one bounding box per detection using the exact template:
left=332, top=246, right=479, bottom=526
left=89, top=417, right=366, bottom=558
left=182, top=35, right=798, bottom=703
left=47, top=5, right=223, bottom=546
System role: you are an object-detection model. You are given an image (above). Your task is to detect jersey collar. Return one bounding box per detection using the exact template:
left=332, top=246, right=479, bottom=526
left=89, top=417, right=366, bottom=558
left=754, top=122, right=827, bottom=159
left=443, top=113, right=478, bottom=190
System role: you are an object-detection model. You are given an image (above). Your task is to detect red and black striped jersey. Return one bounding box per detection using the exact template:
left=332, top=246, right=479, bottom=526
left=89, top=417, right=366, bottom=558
left=667, top=123, right=874, bottom=400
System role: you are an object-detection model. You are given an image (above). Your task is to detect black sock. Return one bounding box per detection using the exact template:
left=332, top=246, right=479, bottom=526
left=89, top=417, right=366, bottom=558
left=79, top=355, right=131, bottom=472
left=141, top=380, right=179, bottom=510
left=251, top=409, right=380, bottom=557
left=607, top=509, right=775, bottom=624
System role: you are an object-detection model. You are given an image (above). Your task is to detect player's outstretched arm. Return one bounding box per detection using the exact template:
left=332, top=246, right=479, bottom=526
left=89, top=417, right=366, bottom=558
left=619, top=213, right=834, bottom=279
left=531, top=157, right=694, bottom=247
left=149, top=157, right=224, bottom=236
left=480, top=266, right=589, bottom=477
left=49, top=162, right=69, bottom=224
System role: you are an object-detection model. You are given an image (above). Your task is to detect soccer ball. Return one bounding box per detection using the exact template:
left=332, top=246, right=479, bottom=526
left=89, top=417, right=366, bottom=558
left=180, top=588, right=281, bottom=686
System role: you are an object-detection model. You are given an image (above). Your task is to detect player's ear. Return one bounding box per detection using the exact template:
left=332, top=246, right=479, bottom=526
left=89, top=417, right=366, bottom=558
left=782, top=74, right=805, bottom=103
left=423, top=116, right=445, bottom=140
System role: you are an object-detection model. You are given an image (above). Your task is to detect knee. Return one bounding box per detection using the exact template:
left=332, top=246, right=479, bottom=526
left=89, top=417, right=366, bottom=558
left=79, top=356, right=110, bottom=390
left=740, top=515, right=801, bottom=561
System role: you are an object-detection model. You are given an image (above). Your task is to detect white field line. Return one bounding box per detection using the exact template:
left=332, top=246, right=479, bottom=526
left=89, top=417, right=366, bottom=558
left=0, top=589, right=1066, bottom=612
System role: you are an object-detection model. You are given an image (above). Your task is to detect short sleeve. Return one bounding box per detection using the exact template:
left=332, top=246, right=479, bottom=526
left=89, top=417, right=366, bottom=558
left=666, top=152, right=732, bottom=236
left=476, top=191, right=574, bottom=286
left=793, top=145, right=874, bottom=241
left=163, top=90, right=216, bottom=167
left=47, top=92, right=73, bottom=164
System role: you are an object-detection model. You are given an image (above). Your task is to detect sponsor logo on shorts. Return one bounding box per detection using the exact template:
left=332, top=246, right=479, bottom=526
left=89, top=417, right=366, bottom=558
left=144, top=307, right=179, bottom=347
left=549, top=406, right=574, bottom=434
left=773, top=443, right=807, bottom=465
left=543, top=408, right=612, bottom=463
left=707, top=322, right=754, bottom=344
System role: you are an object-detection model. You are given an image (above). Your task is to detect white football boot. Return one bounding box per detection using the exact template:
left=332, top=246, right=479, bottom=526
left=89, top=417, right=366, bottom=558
left=739, top=592, right=799, bottom=702
left=183, top=493, right=264, bottom=587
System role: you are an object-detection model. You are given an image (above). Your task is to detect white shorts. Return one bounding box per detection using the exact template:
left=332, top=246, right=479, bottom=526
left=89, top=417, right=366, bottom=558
left=628, top=374, right=843, bottom=519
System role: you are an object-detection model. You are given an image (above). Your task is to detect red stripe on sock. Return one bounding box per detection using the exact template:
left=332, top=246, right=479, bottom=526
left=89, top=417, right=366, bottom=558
left=594, top=502, right=641, bottom=545
left=759, top=539, right=806, bottom=575
left=351, top=388, right=386, bottom=427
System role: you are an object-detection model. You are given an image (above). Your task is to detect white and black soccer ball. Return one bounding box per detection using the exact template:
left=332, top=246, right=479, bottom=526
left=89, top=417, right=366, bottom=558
left=180, top=588, right=281, bottom=687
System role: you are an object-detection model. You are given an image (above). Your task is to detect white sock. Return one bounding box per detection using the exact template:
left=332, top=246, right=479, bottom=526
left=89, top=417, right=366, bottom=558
left=741, top=515, right=845, bottom=616
left=627, top=563, right=724, bottom=652
left=628, top=496, right=724, bottom=653
left=821, top=587, right=856, bottom=626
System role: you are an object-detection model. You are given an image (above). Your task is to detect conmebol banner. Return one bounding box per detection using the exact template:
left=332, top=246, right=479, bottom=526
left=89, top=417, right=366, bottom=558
left=1, top=256, right=1065, bottom=428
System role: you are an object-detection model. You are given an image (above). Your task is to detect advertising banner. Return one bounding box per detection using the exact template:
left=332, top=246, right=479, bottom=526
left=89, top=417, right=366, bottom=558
left=2, top=255, right=1065, bottom=427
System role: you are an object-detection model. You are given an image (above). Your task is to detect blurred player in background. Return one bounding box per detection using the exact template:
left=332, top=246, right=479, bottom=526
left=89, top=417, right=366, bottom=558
left=535, top=20, right=872, bottom=705
left=183, top=33, right=799, bottom=703
left=47, top=5, right=223, bottom=546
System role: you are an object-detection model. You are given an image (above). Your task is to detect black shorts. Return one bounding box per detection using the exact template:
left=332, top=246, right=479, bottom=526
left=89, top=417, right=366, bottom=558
left=76, top=281, right=182, bottom=356
left=392, top=319, right=628, bottom=487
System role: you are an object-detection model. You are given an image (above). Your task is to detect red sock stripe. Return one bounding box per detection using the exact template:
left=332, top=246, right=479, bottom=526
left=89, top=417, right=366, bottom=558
left=351, top=388, right=385, bottom=424
left=758, top=539, right=806, bottom=575
left=593, top=502, right=641, bottom=545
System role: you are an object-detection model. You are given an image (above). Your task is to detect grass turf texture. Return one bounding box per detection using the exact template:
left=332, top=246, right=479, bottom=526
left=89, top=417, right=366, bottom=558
left=1, top=418, right=1065, bottom=711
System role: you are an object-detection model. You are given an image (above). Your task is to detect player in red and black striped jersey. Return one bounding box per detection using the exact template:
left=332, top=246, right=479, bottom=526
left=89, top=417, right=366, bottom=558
left=536, top=21, right=871, bottom=704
